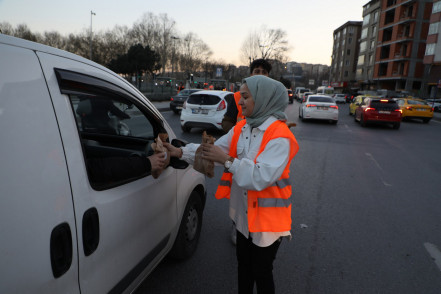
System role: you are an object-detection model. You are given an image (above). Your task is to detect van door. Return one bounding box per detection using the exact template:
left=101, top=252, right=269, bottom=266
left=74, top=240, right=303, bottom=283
left=0, top=45, right=79, bottom=292
left=37, top=53, right=178, bottom=293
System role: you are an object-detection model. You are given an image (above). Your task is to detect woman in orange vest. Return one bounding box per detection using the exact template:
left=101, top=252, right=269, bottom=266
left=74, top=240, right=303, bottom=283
left=165, top=75, right=299, bottom=294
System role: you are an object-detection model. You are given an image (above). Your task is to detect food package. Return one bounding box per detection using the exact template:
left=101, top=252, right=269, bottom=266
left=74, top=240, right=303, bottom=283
left=150, top=133, right=170, bottom=179
left=193, top=131, right=215, bottom=178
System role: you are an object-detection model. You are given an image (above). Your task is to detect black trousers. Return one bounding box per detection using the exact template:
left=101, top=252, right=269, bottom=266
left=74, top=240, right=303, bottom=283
left=236, top=231, right=282, bottom=294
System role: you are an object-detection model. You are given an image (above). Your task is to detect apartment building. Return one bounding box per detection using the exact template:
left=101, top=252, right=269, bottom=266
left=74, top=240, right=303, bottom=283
left=423, top=0, right=441, bottom=98
left=373, top=0, right=433, bottom=95
left=356, top=0, right=381, bottom=90
left=330, top=21, right=363, bottom=89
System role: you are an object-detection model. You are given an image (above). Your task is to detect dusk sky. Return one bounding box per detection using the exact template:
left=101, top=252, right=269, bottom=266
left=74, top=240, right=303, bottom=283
left=0, top=0, right=369, bottom=66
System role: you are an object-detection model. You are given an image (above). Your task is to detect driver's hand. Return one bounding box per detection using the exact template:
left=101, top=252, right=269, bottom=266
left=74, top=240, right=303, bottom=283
left=163, top=142, right=182, bottom=158
left=148, top=152, right=166, bottom=173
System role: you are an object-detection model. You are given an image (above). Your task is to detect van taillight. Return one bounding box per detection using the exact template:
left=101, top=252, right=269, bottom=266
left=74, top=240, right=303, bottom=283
left=217, top=100, right=226, bottom=111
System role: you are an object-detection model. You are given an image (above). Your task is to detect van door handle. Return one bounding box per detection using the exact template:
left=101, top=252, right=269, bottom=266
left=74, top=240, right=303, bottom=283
left=50, top=223, right=73, bottom=278
left=82, top=207, right=100, bottom=256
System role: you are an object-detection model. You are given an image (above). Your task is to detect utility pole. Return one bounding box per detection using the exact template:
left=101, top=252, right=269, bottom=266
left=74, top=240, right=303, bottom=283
left=89, top=10, right=96, bottom=60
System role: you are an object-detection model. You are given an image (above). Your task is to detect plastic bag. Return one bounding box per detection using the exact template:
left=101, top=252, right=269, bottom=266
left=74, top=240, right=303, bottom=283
left=150, top=133, right=170, bottom=179
left=193, top=131, right=215, bottom=178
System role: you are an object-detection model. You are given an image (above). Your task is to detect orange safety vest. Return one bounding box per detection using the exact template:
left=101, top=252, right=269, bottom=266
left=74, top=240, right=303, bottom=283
left=215, top=119, right=299, bottom=232
left=233, top=91, right=244, bottom=121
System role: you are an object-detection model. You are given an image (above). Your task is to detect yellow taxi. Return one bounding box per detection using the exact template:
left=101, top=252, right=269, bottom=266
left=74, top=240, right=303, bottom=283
left=394, top=98, right=434, bottom=123
left=349, top=95, right=379, bottom=115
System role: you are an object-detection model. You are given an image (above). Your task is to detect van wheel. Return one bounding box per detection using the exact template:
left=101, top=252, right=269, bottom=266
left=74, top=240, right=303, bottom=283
left=169, top=191, right=203, bottom=260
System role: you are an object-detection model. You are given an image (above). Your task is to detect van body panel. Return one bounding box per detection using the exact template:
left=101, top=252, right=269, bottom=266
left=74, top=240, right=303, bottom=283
left=0, top=44, right=80, bottom=293
left=37, top=52, right=178, bottom=293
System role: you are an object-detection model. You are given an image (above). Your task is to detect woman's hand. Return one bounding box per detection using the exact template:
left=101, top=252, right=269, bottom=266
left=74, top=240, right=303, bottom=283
left=163, top=142, right=182, bottom=158
left=148, top=152, right=166, bottom=172
left=200, top=142, right=230, bottom=164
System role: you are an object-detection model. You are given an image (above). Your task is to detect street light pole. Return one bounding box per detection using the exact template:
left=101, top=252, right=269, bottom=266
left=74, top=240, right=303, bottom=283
left=89, top=10, right=96, bottom=60
left=171, top=36, right=179, bottom=77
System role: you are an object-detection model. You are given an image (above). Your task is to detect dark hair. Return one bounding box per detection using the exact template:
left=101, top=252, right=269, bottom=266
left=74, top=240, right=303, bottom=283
left=250, top=59, right=272, bottom=74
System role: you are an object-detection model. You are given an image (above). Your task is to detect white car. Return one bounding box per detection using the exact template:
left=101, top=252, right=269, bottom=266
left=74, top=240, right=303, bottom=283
left=333, top=94, right=347, bottom=103
left=180, top=90, right=234, bottom=132
left=0, top=34, right=206, bottom=293
left=299, top=95, right=339, bottom=124
left=425, top=99, right=441, bottom=112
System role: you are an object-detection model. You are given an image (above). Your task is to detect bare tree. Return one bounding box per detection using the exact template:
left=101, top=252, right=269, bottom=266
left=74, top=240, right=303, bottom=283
left=42, top=31, right=65, bottom=48
left=178, top=32, right=212, bottom=78
left=0, top=22, right=14, bottom=35
left=156, top=14, right=176, bottom=75
left=240, top=26, right=290, bottom=65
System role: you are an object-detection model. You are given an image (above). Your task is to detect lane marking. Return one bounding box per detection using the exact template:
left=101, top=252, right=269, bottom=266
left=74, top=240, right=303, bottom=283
left=424, top=243, right=441, bottom=272
left=365, top=152, right=392, bottom=186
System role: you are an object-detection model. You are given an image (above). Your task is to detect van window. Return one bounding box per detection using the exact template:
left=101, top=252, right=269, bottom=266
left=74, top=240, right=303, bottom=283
left=56, top=69, right=166, bottom=190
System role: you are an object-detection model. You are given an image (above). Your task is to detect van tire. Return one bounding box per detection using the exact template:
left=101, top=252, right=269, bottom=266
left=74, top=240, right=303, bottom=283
left=169, top=191, right=203, bottom=260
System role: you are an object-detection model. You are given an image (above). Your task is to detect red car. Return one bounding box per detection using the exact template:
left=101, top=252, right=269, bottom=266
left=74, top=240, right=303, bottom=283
left=354, top=98, right=402, bottom=129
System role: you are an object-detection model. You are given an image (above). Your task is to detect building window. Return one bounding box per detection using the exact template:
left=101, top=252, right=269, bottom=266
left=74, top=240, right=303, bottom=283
left=425, top=43, right=436, bottom=56
left=347, top=49, right=351, bottom=55
left=433, top=1, right=441, bottom=13
left=361, top=28, right=368, bottom=39
left=345, top=60, right=350, bottom=66
left=371, top=40, right=375, bottom=50
left=360, top=41, right=367, bottom=52
left=344, top=71, right=349, bottom=77
left=358, top=55, right=365, bottom=66
left=369, top=54, right=373, bottom=64
left=356, top=68, right=363, bottom=79
left=363, top=14, right=371, bottom=26
left=348, top=37, right=352, bottom=44
left=372, top=26, right=377, bottom=37
left=429, top=22, right=440, bottom=35
left=387, top=0, right=397, bottom=7
left=373, top=11, right=379, bottom=22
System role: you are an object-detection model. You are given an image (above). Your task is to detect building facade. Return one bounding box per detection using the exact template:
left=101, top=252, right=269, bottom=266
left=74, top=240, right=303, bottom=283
left=330, top=21, right=363, bottom=90
left=356, top=0, right=381, bottom=90
left=423, top=0, right=441, bottom=98
left=373, top=0, right=433, bottom=95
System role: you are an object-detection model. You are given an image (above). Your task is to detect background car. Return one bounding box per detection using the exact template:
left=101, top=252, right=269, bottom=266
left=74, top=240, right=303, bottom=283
left=425, top=98, right=441, bottom=112
left=180, top=90, right=234, bottom=132
left=299, top=95, right=339, bottom=124
left=295, top=88, right=311, bottom=101
left=333, top=94, right=347, bottom=103
left=170, top=89, right=202, bottom=114
left=287, top=89, right=294, bottom=104
left=301, top=92, right=314, bottom=103
left=349, top=95, right=379, bottom=115
left=395, top=98, right=433, bottom=123
left=354, top=98, right=401, bottom=129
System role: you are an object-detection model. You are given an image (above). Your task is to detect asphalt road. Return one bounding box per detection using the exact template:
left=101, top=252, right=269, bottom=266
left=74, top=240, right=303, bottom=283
left=135, top=101, right=441, bottom=294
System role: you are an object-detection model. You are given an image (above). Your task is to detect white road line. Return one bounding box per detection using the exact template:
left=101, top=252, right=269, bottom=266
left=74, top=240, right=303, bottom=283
left=365, top=153, right=392, bottom=186
left=424, top=243, right=441, bottom=272
left=365, top=152, right=383, bottom=170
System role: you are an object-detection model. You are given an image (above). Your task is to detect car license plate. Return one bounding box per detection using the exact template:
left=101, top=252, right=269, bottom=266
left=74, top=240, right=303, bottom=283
left=317, top=106, right=328, bottom=110
left=176, top=106, right=182, bottom=110
left=417, top=108, right=426, bottom=111
left=379, top=111, right=390, bottom=114
left=192, top=109, right=209, bottom=114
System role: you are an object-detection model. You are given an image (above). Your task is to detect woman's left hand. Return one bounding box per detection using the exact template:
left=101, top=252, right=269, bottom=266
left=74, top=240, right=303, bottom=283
left=200, top=142, right=229, bottom=164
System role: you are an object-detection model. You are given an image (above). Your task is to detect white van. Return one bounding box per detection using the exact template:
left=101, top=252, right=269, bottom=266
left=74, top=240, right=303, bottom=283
left=294, top=87, right=311, bottom=101
left=0, top=35, right=206, bottom=293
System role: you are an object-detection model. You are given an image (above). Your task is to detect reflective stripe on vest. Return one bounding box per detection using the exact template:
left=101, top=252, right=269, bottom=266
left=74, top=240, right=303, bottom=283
left=258, top=197, right=291, bottom=208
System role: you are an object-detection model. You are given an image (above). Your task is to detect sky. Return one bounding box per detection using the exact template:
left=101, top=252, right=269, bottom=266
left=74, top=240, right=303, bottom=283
left=0, top=0, right=368, bottom=66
